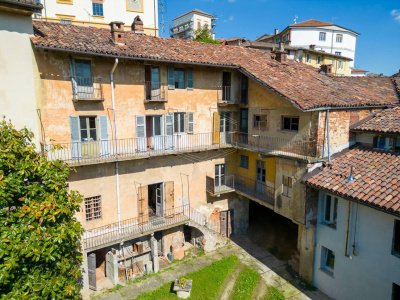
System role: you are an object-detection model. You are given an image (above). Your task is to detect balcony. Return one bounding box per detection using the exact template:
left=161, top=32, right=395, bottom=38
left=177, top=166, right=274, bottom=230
left=144, top=81, right=168, bottom=103
left=231, top=133, right=320, bottom=162
left=71, top=76, right=104, bottom=101
left=206, top=175, right=235, bottom=196
left=84, top=205, right=190, bottom=251
left=233, top=175, right=275, bottom=208
left=217, top=86, right=245, bottom=106
left=42, top=132, right=231, bottom=166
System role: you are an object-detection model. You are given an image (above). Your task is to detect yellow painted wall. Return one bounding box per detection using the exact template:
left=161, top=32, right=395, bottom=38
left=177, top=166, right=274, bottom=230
left=302, top=51, right=351, bottom=76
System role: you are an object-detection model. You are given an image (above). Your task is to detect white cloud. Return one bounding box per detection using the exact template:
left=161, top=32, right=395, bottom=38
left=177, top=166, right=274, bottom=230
left=391, top=9, right=400, bottom=23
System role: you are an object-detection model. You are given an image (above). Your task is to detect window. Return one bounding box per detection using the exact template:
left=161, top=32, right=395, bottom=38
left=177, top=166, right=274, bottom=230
left=60, top=19, right=72, bottom=24
left=321, top=247, right=335, bottom=274
left=253, top=115, right=267, bottom=129
left=79, top=116, right=97, bottom=141
left=393, top=283, right=400, bottom=300
left=323, top=195, right=338, bottom=227
left=85, top=196, right=102, bottom=221
left=335, top=51, right=342, bottom=56
left=173, top=69, right=185, bottom=89
left=376, top=137, right=394, bottom=150
left=319, top=32, right=326, bottom=41
left=240, top=155, right=249, bottom=169
left=92, top=2, right=104, bottom=16
left=393, top=220, right=400, bottom=257
left=256, top=160, right=266, bottom=183
left=220, top=112, right=231, bottom=133
left=305, top=53, right=311, bottom=63
left=336, top=34, right=343, bottom=43
left=281, top=116, right=299, bottom=132
left=240, top=75, right=248, bottom=103
left=168, top=67, right=193, bottom=89
left=338, top=60, right=343, bottom=70
left=174, top=112, right=185, bottom=133
left=274, top=38, right=280, bottom=44
left=317, top=56, right=322, bottom=65
left=282, top=176, right=292, bottom=197
left=285, top=33, right=290, bottom=41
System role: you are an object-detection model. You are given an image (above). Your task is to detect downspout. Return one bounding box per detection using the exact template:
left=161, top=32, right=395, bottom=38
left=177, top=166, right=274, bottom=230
left=344, top=200, right=351, bottom=257
left=111, top=59, right=120, bottom=230
left=326, top=110, right=331, bottom=163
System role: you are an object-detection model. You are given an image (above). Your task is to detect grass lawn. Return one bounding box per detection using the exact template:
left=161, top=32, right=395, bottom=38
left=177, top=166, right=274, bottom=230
left=136, top=255, right=239, bottom=300
left=232, top=266, right=260, bottom=300
left=265, top=286, right=286, bottom=300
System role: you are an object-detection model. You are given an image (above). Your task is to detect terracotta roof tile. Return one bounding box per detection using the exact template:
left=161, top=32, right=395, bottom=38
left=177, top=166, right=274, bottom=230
left=352, top=106, right=400, bottom=133
left=290, top=19, right=334, bottom=27
left=304, top=148, right=400, bottom=215
left=31, top=21, right=400, bottom=111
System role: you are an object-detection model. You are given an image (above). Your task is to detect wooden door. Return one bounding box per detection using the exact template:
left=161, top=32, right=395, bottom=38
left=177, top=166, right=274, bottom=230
left=88, top=253, right=96, bottom=291
left=138, top=185, right=148, bottom=224
left=165, top=181, right=174, bottom=218
left=220, top=210, right=233, bottom=238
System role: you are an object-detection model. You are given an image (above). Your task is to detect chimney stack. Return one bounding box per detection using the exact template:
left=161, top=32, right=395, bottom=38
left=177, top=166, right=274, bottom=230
left=309, top=44, right=316, bottom=50
left=279, top=42, right=284, bottom=52
left=320, top=64, right=332, bottom=75
left=131, top=15, right=144, bottom=34
left=275, top=28, right=279, bottom=35
left=110, top=21, right=125, bottom=45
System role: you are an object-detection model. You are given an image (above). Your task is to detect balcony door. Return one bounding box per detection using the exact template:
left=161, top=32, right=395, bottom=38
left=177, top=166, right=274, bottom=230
left=255, top=160, right=266, bottom=195
left=75, top=60, right=93, bottom=99
left=215, top=164, right=226, bottom=187
left=145, top=66, right=161, bottom=101
left=222, top=72, right=231, bottom=101
left=220, top=112, right=231, bottom=144
left=239, top=109, right=248, bottom=144
left=149, top=115, right=163, bottom=150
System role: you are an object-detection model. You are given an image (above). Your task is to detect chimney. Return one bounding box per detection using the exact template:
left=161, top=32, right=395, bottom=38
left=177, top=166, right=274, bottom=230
left=309, top=44, right=316, bottom=50
left=320, top=64, right=332, bottom=75
left=131, top=15, right=144, bottom=34
left=275, top=52, right=287, bottom=63
left=279, top=42, right=284, bottom=52
left=275, top=28, right=279, bottom=35
left=110, top=21, right=125, bottom=45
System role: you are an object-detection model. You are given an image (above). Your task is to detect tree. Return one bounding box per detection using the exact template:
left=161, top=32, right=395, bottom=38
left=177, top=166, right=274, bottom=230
left=193, top=24, right=220, bottom=44
left=0, top=119, right=84, bottom=299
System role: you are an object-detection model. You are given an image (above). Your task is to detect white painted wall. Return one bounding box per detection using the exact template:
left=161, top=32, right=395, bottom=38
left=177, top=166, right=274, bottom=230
left=0, top=11, right=40, bottom=146
left=171, top=12, right=212, bottom=39
left=314, top=192, right=400, bottom=300
left=40, top=0, right=158, bottom=34
left=290, top=27, right=357, bottom=67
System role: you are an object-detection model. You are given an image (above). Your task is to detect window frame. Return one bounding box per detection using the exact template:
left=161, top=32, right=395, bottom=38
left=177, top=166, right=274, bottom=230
left=85, top=195, right=102, bottom=222
left=240, top=155, right=249, bottom=169
left=336, top=34, right=343, bottom=43
left=79, top=116, right=97, bottom=142
left=174, top=112, right=186, bottom=134
left=392, top=220, right=400, bottom=258
left=92, top=2, right=104, bottom=16
left=321, top=246, right=335, bottom=275
left=306, top=53, right=311, bottom=63
left=322, top=194, right=338, bottom=228
left=335, top=51, right=342, bottom=56
left=319, top=32, right=326, bottom=41
left=281, top=116, right=299, bottom=132
left=282, top=175, right=292, bottom=197
left=253, top=114, right=267, bottom=129
left=173, top=68, right=185, bottom=89
left=317, top=55, right=322, bottom=65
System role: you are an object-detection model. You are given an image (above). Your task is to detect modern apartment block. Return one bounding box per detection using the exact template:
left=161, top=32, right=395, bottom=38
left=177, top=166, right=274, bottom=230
left=170, top=9, right=216, bottom=40
left=34, top=0, right=158, bottom=35
left=257, top=19, right=359, bottom=68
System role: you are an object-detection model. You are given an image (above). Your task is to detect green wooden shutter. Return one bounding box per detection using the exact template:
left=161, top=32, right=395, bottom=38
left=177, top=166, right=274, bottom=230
left=187, top=68, right=193, bottom=90
left=168, top=67, right=175, bottom=90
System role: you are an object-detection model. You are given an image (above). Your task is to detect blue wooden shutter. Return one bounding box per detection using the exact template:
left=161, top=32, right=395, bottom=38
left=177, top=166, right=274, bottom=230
left=69, top=116, right=81, bottom=159
left=186, top=68, right=193, bottom=90
left=168, top=67, right=175, bottom=90
left=98, top=115, right=110, bottom=157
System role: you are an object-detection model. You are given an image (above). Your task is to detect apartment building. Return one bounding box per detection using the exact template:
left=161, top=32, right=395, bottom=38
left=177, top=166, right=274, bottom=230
left=303, top=105, right=400, bottom=300
left=257, top=19, right=359, bottom=68
left=170, top=9, right=216, bottom=40
left=34, top=0, right=158, bottom=35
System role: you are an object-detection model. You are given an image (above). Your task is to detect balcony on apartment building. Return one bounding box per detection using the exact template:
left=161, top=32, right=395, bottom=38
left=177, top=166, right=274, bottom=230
left=71, top=76, right=104, bottom=102
left=144, top=81, right=168, bottom=103
left=217, top=86, right=247, bottom=106
left=42, top=132, right=231, bottom=166
left=206, top=174, right=275, bottom=208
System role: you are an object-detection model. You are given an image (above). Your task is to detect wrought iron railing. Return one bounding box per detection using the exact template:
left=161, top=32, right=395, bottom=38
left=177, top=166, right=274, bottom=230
left=42, top=132, right=229, bottom=165
left=217, top=86, right=232, bottom=103
left=233, top=175, right=275, bottom=207
left=71, top=76, right=104, bottom=101
left=206, top=175, right=235, bottom=195
left=144, top=81, right=167, bottom=102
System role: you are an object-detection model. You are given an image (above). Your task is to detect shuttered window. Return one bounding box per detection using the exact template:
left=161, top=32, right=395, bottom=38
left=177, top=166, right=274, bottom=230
left=168, top=67, right=193, bottom=89
left=79, top=116, right=97, bottom=141
left=187, top=112, right=194, bottom=133
left=174, top=113, right=185, bottom=133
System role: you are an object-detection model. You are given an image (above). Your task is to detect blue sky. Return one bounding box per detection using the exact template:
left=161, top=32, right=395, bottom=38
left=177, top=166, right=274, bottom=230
left=159, top=0, right=400, bottom=75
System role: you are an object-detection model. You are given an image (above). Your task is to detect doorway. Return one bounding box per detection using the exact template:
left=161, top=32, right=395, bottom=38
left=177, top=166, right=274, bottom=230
left=148, top=183, right=163, bottom=217
left=220, top=112, right=231, bottom=144
left=222, top=72, right=231, bottom=101
left=239, top=109, right=249, bottom=144
left=215, top=164, right=226, bottom=187
left=255, top=160, right=266, bottom=195
left=145, top=66, right=161, bottom=101
left=145, top=115, right=163, bottom=150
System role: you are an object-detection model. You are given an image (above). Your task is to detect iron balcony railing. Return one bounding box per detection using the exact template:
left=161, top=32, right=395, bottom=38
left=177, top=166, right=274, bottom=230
left=233, top=175, right=275, bottom=207
left=83, top=205, right=190, bottom=251
left=42, top=132, right=230, bottom=166
left=71, top=76, right=104, bottom=101
left=206, top=175, right=235, bottom=195
left=188, top=206, right=220, bottom=234
left=217, top=86, right=232, bottom=103
left=232, top=132, right=320, bottom=161
left=144, top=81, right=168, bottom=102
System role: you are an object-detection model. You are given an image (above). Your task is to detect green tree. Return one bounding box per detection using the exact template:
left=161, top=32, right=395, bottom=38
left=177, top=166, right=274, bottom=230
left=193, top=24, right=220, bottom=44
left=0, top=119, right=84, bottom=299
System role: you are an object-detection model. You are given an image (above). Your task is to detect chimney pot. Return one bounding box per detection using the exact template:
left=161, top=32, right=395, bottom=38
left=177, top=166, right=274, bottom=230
left=110, top=21, right=125, bottom=45
left=275, top=51, right=287, bottom=63
left=131, top=15, right=144, bottom=34
left=275, top=28, right=279, bottom=35
left=309, top=44, right=316, bottom=50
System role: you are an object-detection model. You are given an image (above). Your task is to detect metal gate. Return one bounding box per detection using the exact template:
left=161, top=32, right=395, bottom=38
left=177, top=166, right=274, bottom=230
left=88, top=253, right=96, bottom=291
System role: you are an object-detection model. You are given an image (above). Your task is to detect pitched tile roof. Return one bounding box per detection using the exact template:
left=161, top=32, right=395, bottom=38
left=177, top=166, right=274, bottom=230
left=351, top=69, right=369, bottom=73
left=304, top=148, right=400, bottom=215
left=0, top=0, right=43, bottom=8
left=351, top=106, right=400, bottom=133
left=290, top=19, right=334, bottom=27
left=31, top=21, right=400, bottom=111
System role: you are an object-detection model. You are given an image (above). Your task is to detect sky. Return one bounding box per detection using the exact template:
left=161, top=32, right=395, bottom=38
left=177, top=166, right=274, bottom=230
left=159, top=0, right=400, bottom=76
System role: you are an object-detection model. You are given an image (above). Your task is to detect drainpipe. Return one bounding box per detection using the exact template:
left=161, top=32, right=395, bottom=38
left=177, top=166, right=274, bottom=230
left=111, top=59, right=121, bottom=230
left=326, top=110, right=331, bottom=163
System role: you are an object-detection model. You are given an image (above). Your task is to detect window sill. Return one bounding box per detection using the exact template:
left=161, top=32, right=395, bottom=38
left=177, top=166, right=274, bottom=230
left=321, top=222, right=337, bottom=230
left=319, top=268, right=334, bottom=277
left=93, top=15, right=104, bottom=19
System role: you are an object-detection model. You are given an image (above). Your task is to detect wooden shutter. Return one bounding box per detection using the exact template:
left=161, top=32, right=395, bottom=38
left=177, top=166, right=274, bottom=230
left=168, top=67, right=175, bottom=90
left=98, top=115, right=110, bottom=157
left=165, top=181, right=174, bottom=218
left=186, top=68, right=193, bottom=90
left=136, top=115, right=147, bottom=152
left=213, top=112, right=220, bottom=145
left=138, top=185, right=148, bottom=224
left=187, top=112, right=194, bottom=134
left=165, top=113, right=174, bottom=149
left=69, top=116, right=81, bottom=159
left=88, top=253, right=96, bottom=291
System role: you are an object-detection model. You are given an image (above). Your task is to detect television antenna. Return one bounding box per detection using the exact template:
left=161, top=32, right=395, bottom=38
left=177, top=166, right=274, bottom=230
left=294, top=15, right=298, bottom=24
left=159, top=0, right=167, bottom=37
left=83, top=8, right=92, bottom=24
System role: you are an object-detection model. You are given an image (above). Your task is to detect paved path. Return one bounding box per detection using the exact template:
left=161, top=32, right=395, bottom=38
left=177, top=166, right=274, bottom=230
left=98, top=235, right=331, bottom=300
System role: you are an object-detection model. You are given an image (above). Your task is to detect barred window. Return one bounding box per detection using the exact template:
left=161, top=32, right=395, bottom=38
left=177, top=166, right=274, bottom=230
left=85, top=196, right=102, bottom=221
